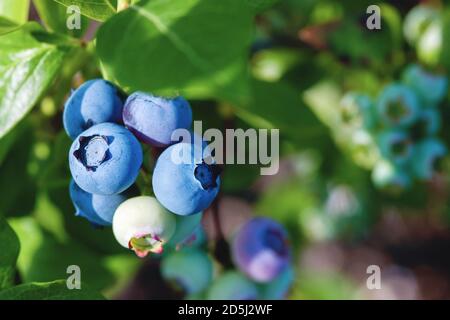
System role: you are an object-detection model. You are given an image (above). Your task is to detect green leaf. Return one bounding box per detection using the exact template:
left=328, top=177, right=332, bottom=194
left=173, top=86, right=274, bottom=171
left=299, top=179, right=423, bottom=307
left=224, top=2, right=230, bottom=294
left=0, top=217, right=20, bottom=290
left=245, top=0, right=279, bottom=12
left=0, top=280, right=104, bottom=300
left=54, top=0, right=117, bottom=21
left=0, top=24, right=72, bottom=139
left=9, top=217, right=115, bottom=290
left=0, top=16, right=20, bottom=35
left=97, top=0, right=254, bottom=102
left=0, top=121, right=37, bottom=217
left=33, top=0, right=89, bottom=37
left=235, top=79, right=326, bottom=148
left=0, top=0, right=29, bottom=24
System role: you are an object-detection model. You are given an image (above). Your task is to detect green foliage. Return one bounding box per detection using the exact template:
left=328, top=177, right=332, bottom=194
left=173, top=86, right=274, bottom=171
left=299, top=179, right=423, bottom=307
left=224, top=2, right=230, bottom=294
left=9, top=217, right=115, bottom=290
left=97, top=0, right=254, bottom=102
left=0, top=17, right=20, bottom=35
left=0, top=280, right=104, bottom=300
left=54, top=0, right=117, bottom=21
left=0, top=0, right=29, bottom=24
left=0, top=24, right=75, bottom=139
left=33, top=0, right=89, bottom=37
left=1, top=0, right=450, bottom=300
left=0, top=217, right=20, bottom=290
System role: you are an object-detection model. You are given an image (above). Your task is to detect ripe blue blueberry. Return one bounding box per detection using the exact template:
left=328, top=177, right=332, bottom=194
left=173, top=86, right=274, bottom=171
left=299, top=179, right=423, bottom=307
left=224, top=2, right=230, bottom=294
left=402, top=64, right=448, bottom=105
left=63, top=79, right=124, bottom=140
left=372, top=159, right=411, bottom=192
left=377, top=129, right=413, bottom=165
left=123, top=92, right=193, bottom=147
left=232, top=217, right=290, bottom=283
left=161, top=248, right=213, bottom=294
left=207, top=271, right=259, bottom=300
left=69, top=123, right=143, bottom=195
left=152, top=142, right=221, bottom=216
left=376, top=84, right=420, bottom=127
left=69, top=180, right=127, bottom=226
left=259, top=265, right=294, bottom=300
left=412, top=138, right=446, bottom=180
left=112, top=196, right=176, bottom=257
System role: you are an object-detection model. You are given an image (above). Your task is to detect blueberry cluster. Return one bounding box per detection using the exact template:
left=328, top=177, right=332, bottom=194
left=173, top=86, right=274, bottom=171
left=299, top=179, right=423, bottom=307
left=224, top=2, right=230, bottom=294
left=64, top=79, right=220, bottom=257
left=160, top=217, right=294, bottom=299
left=64, top=79, right=294, bottom=299
left=339, top=64, right=448, bottom=192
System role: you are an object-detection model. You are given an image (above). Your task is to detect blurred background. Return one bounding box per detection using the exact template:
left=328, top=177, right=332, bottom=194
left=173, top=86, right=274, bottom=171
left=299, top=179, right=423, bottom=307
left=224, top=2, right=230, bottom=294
left=2, top=0, right=450, bottom=299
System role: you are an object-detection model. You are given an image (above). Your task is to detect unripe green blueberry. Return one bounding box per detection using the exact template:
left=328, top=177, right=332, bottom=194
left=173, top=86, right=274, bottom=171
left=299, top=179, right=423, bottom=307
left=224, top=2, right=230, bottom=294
left=377, top=129, right=413, bottom=165
left=207, top=271, right=259, bottom=300
left=403, top=5, right=439, bottom=46
left=167, top=212, right=204, bottom=250
left=161, top=248, right=213, bottom=294
left=112, top=196, right=176, bottom=257
left=376, top=84, right=420, bottom=128
left=372, top=160, right=411, bottom=192
left=417, top=19, right=443, bottom=67
left=339, top=93, right=376, bottom=130
left=401, top=64, right=448, bottom=105
left=412, top=138, right=447, bottom=180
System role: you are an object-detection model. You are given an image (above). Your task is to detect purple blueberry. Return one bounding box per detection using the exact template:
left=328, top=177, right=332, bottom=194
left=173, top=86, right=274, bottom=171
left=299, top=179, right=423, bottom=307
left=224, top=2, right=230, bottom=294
left=69, top=180, right=127, bottom=226
left=123, top=92, right=192, bottom=147
left=232, top=217, right=290, bottom=283
left=63, top=79, right=124, bottom=140
left=152, top=142, right=221, bottom=216
left=69, top=123, right=143, bottom=195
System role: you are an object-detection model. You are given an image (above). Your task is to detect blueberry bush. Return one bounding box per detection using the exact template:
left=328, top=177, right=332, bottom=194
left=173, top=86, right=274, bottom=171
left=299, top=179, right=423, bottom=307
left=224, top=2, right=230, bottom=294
left=2, top=0, right=450, bottom=300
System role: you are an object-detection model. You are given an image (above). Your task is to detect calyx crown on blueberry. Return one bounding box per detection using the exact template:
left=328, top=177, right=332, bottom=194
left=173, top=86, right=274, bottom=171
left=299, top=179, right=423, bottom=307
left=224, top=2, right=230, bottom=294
left=62, top=77, right=295, bottom=300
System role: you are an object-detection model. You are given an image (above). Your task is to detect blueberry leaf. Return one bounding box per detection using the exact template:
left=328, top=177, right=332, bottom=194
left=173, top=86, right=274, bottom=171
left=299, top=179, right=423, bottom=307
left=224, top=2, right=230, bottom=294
left=0, top=0, right=30, bottom=24
left=53, top=0, right=117, bottom=21
left=0, top=23, right=73, bottom=140
left=96, top=0, right=254, bottom=103
left=0, top=280, right=104, bottom=300
left=0, top=217, right=20, bottom=290
left=8, top=217, right=115, bottom=291
left=34, top=0, right=89, bottom=37
left=0, top=16, right=20, bottom=35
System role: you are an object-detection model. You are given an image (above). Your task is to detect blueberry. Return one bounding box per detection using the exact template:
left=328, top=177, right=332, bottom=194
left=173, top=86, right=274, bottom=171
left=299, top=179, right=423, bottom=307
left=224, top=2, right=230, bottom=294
left=377, top=129, right=413, bottom=165
left=161, top=248, right=213, bottom=294
left=372, top=159, right=411, bottom=192
left=339, top=93, right=376, bottom=130
left=112, top=196, right=176, bottom=257
left=207, top=271, right=259, bottom=300
left=259, top=265, right=294, bottom=300
left=376, top=84, right=420, bottom=127
left=412, top=138, right=446, bottom=180
left=69, top=180, right=127, bottom=226
left=152, top=142, right=221, bottom=216
left=167, top=212, right=204, bottom=249
left=63, top=79, right=124, bottom=140
left=69, top=123, right=143, bottom=195
left=411, top=109, right=441, bottom=139
left=123, top=92, right=192, bottom=147
left=403, top=5, right=438, bottom=46
left=402, top=64, right=448, bottom=104
left=417, top=19, right=443, bottom=67
left=232, top=217, right=290, bottom=283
